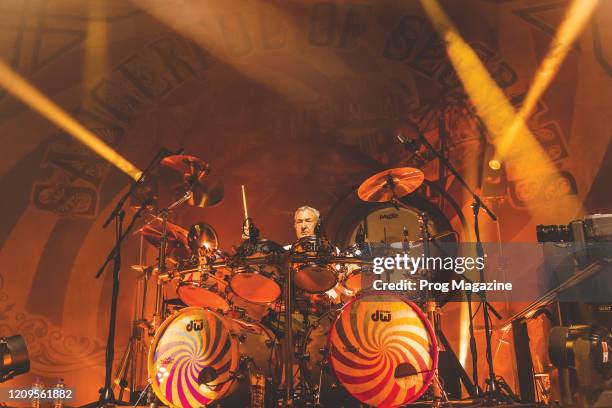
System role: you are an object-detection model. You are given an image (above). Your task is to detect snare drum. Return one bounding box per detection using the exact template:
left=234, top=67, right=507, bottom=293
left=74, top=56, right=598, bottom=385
left=290, top=236, right=338, bottom=293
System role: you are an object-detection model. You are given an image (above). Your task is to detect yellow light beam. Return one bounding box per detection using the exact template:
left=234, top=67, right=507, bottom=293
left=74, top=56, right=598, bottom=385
left=83, top=1, right=109, bottom=88
left=0, top=60, right=141, bottom=180
left=418, top=0, right=586, bottom=365
left=419, top=0, right=584, bottom=192
left=498, top=0, right=600, bottom=157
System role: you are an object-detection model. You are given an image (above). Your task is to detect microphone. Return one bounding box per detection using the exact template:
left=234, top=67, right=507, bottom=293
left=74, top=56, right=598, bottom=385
left=396, top=133, right=422, bottom=153
left=160, top=147, right=184, bottom=158
left=402, top=226, right=410, bottom=251
left=248, top=218, right=260, bottom=243
left=355, top=224, right=365, bottom=245
left=314, top=217, right=322, bottom=237
left=395, top=122, right=423, bottom=152
left=315, top=216, right=322, bottom=248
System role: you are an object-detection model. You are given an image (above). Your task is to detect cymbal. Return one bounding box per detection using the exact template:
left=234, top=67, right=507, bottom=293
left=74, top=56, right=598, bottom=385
left=130, top=264, right=155, bottom=280
left=159, top=155, right=224, bottom=208
left=131, top=154, right=224, bottom=209
left=357, top=167, right=424, bottom=202
left=187, top=222, right=219, bottom=252
left=136, top=220, right=189, bottom=251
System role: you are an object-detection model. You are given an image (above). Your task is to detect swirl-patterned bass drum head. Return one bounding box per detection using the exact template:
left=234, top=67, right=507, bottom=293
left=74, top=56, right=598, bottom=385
left=148, top=307, right=239, bottom=407
left=329, top=293, right=438, bottom=407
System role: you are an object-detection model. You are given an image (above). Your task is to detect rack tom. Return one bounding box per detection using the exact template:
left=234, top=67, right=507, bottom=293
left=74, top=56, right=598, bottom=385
left=290, top=236, right=338, bottom=293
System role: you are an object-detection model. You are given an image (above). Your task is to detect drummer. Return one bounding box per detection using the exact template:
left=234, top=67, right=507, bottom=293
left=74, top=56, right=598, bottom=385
left=293, top=205, right=320, bottom=239
left=290, top=205, right=352, bottom=303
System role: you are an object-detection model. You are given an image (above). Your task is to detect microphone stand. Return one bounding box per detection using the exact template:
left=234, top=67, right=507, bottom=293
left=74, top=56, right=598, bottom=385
left=410, top=123, right=508, bottom=402
left=83, top=202, right=151, bottom=408
left=85, top=149, right=172, bottom=408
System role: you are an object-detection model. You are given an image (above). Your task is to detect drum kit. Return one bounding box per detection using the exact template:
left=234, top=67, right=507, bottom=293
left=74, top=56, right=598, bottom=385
left=101, top=152, right=466, bottom=408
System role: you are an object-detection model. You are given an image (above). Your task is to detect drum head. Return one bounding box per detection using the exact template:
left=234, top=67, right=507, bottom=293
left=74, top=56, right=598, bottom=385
left=343, top=268, right=362, bottom=293
left=177, top=284, right=230, bottom=312
left=328, top=293, right=437, bottom=407
left=293, top=264, right=337, bottom=293
left=230, top=271, right=281, bottom=304
left=148, top=307, right=239, bottom=407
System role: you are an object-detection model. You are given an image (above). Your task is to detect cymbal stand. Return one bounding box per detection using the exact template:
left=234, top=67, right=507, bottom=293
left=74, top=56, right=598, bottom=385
left=419, top=212, right=447, bottom=406
left=113, top=265, right=153, bottom=402
left=411, top=123, right=511, bottom=403
left=283, top=256, right=294, bottom=406
left=151, top=190, right=193, bottom=331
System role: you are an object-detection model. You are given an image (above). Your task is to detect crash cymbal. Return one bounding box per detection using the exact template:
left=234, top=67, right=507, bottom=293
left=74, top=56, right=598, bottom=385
left=130, top=154, right=224, bottom=210
left=159, top=155, right=224, bottom=208
left=357, top=167, right=424, bottom=202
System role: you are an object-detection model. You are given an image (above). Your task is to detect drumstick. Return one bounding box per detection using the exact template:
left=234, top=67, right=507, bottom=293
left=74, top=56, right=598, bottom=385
left=241, top=185, right=250, bottom=234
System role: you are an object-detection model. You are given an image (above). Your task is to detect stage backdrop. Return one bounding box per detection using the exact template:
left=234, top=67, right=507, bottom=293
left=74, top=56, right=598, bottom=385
left=0, top=0, right=610, bottom=403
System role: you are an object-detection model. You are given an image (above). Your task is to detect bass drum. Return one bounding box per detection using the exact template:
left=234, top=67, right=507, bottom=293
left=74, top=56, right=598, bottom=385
left=148, top=307, right=281, bottom=407
left=302, top=293, right=438, bottom=407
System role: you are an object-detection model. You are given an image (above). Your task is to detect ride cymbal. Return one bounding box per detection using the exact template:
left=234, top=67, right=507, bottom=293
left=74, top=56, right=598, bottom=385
left=357, top=167, right=424, bottom=202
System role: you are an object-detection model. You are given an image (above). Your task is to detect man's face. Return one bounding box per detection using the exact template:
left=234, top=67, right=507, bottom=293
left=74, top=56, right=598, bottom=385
left=294, top=209, right=318, bottom=239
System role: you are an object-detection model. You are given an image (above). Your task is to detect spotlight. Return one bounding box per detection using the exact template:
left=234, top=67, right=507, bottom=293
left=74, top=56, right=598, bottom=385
left=0, top=335, right=30, bottom=383
left=488, top=159, right=502, bottom=171
left=482, top=145, right=507, bottom=198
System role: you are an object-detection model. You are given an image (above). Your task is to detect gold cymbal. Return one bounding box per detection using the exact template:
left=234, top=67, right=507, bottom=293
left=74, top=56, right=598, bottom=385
left=357, top=167, right=424, bottom=202
left=131, top=154, right=224, bottom=210
left=136, top=220, right=189, bottom=248
left=159, top=155, right=224, bottom=208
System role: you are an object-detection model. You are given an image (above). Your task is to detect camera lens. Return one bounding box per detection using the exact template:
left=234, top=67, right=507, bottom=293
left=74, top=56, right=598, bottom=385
left=536, top=224, right=572, bottom=243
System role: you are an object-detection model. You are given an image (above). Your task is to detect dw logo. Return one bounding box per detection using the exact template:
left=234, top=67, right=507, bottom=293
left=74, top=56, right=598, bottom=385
left=371, top=310, right=392, bottom=322
left=186, top=319, right=204, bottom=332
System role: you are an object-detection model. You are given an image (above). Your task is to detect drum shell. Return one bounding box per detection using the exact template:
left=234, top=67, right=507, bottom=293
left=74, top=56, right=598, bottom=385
left=231, top=239, right=285, bottom=303
left=175, top=268, right=231, bottom=312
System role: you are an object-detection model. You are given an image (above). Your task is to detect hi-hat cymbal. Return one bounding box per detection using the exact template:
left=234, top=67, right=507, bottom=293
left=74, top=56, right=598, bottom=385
left=136, top=220, right=189, bottom=257
left=357, top=167, right=424, bottom=202
left=131, top=154, right=224, bottom=210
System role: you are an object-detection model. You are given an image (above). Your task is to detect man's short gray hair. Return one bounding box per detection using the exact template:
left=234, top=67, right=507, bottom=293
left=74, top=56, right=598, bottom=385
left=294, top=205, right=320, bottom=220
